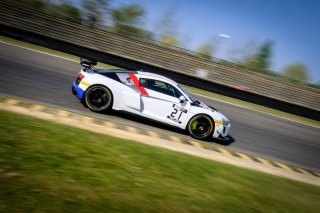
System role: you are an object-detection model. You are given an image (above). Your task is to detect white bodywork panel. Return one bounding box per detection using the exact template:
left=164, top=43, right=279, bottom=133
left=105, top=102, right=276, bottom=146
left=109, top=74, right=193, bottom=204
left=121, top=90, right=140, bottom=112
left=141, top=89, right=190, bottom=128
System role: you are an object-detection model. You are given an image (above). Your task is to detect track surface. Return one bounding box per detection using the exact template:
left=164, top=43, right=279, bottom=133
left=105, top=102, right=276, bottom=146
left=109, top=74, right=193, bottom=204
left=1, top=42, right=319, bottom=170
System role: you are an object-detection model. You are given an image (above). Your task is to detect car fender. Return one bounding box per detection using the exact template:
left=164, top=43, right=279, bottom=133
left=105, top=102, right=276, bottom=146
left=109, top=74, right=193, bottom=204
left=184, top=105, right=226, bottom=138
left=80, top=73, right=131, bottom=110
left=183, top=106, right=213, bottom=128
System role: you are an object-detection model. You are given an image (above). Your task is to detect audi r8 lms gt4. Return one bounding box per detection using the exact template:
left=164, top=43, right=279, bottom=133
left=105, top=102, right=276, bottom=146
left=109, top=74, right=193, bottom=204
left=72, top=58, right=231, bottom=140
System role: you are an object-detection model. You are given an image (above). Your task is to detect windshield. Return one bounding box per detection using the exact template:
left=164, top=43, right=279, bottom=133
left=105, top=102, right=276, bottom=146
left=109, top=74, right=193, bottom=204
left=177, top=84, right=198, bottom=103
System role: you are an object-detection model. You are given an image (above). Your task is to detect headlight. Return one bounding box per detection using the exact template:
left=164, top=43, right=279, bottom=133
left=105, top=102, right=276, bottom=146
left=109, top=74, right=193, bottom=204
left=222, top=118, right=230, bottom=126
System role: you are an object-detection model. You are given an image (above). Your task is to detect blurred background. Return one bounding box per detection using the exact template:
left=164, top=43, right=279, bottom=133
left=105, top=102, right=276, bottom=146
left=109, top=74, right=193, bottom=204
left=17, top=0, right=320, bottom=87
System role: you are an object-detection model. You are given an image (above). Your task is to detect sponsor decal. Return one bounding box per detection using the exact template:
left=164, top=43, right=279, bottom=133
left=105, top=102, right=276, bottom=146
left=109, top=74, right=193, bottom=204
left=128, top=73, right=149, bottom=96
left=80, top=81, right=91, bottom=87
left=214, top=120, right=223, bottom=125
left=180, top=108, right=188, bottom=113
left=167, top=104, right=187, bottom=124
left=167, top=115, right=182, bottom=124
left=125, top=77, right=133, bottom=85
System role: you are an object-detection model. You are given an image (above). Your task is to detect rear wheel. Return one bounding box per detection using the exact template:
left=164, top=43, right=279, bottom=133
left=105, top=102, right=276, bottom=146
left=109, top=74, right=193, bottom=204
left=84, top=85, right=113, bottom=113
left=187, top=114, right=214, bottom=140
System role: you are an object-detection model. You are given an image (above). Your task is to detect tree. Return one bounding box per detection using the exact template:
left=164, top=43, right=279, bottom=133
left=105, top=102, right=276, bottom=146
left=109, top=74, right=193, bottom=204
left=154, top=7, right=179, bottom=47
left=195, top=43, right=213, bottom=60
left=112, top=4, right=144, bottom=26
left=159, top=35, right=178, bottom=47
left=228, top=39, right=259, bottom=63
left=18, top=0, right=48, bottom=10
left=82, top=0, right=109, bottom=27
left=49, top=3, right=82, bottom=23
left=111, top=4, right=153, bottom=39
left=282, top=63, right=309, bottom=82
left=246, top=40, right=273, bottom=73
left=18, top=0, right=82, bottom=23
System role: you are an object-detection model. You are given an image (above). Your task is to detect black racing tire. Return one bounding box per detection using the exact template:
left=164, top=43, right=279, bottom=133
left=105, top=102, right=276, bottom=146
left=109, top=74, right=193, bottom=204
left=187, top=114, right=214, bottom=140
left=84, top=85, right=113, bottom=113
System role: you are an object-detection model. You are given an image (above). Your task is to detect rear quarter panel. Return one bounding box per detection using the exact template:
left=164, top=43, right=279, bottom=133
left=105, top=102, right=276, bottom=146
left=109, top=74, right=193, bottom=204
left=80, top=72, right=129, bottom=110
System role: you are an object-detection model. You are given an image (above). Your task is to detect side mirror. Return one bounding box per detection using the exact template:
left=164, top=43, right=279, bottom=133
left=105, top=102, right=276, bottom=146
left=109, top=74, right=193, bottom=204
left=179, top=96, right=187, bottom=103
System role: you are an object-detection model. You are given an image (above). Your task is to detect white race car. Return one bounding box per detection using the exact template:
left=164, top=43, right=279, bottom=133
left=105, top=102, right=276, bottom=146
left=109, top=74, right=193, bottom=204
left=72, top=58, right=231, bottom=140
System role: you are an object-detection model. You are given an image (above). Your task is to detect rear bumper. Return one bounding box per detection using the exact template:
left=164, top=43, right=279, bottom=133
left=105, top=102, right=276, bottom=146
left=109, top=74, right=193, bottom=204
left=72, top=81, right=85, bottom=100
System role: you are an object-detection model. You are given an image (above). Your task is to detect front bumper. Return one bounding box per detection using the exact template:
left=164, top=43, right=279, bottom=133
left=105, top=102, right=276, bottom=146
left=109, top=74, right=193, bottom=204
left=217, top=133, right=232, bottom=141
left=213, top=121, right=231, bottom=140
left=72, top=81, right=85, bottom=100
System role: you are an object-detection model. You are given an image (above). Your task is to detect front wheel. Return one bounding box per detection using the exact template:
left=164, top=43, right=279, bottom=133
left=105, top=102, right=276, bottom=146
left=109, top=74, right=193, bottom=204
left=187, top=114, right=214, bottom=140
left=84, top=85, right=113, bottom=113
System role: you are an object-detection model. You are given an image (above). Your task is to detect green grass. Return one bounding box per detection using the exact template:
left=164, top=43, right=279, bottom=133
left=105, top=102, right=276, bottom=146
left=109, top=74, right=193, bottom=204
left=1, top=35, right=319, bottom=127
left=0, top=110, right=320, bottom=212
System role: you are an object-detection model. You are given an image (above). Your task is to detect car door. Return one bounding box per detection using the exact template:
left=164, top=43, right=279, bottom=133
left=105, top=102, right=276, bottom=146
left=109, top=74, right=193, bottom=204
left=117, top=73, right=141, bottom=113
left=140, top=78, right=190, bottom=128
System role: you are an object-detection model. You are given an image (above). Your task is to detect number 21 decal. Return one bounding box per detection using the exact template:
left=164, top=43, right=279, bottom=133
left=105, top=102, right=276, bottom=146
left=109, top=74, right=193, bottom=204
left=167, top=104, right=188, bottom=124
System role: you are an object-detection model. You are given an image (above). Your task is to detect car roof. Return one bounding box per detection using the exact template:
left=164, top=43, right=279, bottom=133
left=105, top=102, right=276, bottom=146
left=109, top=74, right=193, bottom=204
left=137, top=71, right=178, bottom=86
left=94, top=69, right=178, bottom=86
left=94, top=69, right=138, bottom=74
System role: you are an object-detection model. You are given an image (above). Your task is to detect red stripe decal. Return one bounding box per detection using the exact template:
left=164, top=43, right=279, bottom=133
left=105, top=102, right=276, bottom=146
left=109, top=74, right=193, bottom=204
left=128, top=73, right=149, bottom=96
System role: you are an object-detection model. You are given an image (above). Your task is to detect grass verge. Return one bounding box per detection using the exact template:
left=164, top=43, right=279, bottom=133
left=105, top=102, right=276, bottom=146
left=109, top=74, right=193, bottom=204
left=1, top=35, right=319, bottom=127
left=0, top=110, right=320, bottom=212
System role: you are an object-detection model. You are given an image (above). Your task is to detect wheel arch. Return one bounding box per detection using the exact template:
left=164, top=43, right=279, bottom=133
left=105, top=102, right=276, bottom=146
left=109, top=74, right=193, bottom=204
left=83, top=84, right=114, bottom=111
left=186, top=113, right=215, bottom=129
left=186, top=113, right=215, bottom=140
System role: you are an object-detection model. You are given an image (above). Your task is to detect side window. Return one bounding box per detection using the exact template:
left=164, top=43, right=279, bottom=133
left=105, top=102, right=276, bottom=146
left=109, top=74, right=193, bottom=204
left=140, top=78, right=182, bottom=98
left=165, top=83, right=182, bottom=98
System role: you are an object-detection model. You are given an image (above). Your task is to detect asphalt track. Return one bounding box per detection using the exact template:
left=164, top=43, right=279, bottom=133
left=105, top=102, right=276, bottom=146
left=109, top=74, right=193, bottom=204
left=0, top=42, right=319, bottom=170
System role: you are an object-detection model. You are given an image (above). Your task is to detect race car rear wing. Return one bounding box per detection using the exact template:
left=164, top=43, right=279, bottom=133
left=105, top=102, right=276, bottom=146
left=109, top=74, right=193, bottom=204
left=80, top=58, right=97, bottom=70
